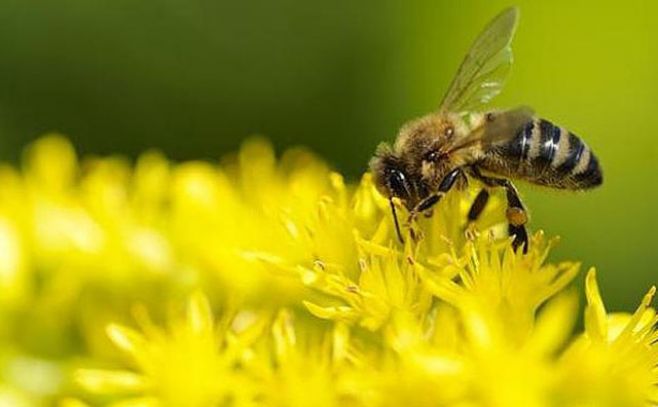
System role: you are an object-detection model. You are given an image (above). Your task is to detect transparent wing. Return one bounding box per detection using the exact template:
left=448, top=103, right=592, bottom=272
left=439, top=7, right=519, bottom=113
left=446, top=107, right=534, bottom=153
left=479, top=106, right=534, bottom=146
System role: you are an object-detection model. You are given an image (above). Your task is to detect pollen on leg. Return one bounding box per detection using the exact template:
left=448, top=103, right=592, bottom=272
left=506, top=207, right=528, bottom=226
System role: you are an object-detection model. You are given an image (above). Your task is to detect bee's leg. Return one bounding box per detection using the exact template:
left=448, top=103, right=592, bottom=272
left=467, top=189, right=491, bottom=222
left=405, top=168, right=465, bottom=243
left=406, top=193, right=440, bottom=242
left=505, top=187, right=529, bottom=253
left=406, top=169, right=464, bottom=243
left=464, top=188, right=490, bottom=240
left=469, top=168, right=529, bottom=253
left=410, top=168, right=463, bottom=219
left=415, top=194, right=441, bottom=214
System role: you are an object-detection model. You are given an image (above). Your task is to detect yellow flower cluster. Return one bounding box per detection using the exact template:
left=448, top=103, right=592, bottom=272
left=0, top=135, right=655, bottom=406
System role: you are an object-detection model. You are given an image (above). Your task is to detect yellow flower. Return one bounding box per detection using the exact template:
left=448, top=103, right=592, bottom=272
left=0, top=384, right=34, bottom=407
left=75, top=292, right=263, bottom=406
left=424, top=233, right=580, bottom=348
left=0, top=135, right=654, bottom=406
left=303, top=232, right=581, bottom=407
left=297, top=172, right=507, bottom=333
left=251, top=311, right=363, bottom=407
left=558, top=269, right=658, bottom=406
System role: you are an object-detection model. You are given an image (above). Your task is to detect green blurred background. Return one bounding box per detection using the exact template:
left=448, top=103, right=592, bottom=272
left=0, top=0, right=655, bottom=309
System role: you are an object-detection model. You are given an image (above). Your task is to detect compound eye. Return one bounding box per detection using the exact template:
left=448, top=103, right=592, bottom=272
left=444, top=126, right=454, bottom=137
left=387, top=168, right=411, bottom=201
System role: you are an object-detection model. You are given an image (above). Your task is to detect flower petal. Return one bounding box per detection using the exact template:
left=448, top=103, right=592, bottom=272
left=75, top=369, right=149, bottom=394
left=584, top=268, right=608, bottom=342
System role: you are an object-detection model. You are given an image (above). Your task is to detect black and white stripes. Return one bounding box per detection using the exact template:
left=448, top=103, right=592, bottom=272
left=495, top=118, right=602, bottom=189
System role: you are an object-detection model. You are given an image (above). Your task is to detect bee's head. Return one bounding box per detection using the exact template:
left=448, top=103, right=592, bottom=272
left=370, top=143, right=421, bottom=210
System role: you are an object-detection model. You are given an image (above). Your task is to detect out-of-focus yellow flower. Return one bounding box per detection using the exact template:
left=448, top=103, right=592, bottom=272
left=75, top=292, right=263, bottom=406
left=0, top=135, right=654, bottom=406
left=251, top=311, right=363, bottom=407
left=557, top=269, right=658, bottom=406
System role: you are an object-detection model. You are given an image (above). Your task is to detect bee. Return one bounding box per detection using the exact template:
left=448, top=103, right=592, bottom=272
left=369, top=7, right=602, bottom=252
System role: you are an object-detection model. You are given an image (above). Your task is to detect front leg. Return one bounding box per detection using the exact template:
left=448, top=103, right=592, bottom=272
left=409, top=168, right=463, bottom=220
left=406, top=168, right=463, bottom=242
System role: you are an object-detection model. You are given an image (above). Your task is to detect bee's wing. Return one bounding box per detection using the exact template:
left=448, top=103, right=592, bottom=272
left=480, top=106, right=534, bottom=146
left=439, top=7, right=519, bottom=114
left=447, top=106, right=534, bottom=153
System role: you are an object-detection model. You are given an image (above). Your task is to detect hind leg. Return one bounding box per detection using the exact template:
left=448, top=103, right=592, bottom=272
left=469, top=168, right=529, bottom=253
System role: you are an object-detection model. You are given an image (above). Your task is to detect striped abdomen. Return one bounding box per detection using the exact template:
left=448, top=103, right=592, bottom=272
left=487, top=118, right=602, bottom=190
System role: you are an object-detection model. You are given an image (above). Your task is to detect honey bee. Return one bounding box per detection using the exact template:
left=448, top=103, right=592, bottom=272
left=369, top=7, right=602, bottom=252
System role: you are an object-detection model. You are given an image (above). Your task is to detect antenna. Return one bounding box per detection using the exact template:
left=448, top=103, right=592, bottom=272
left=389, top=198, right=404, bottom=244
